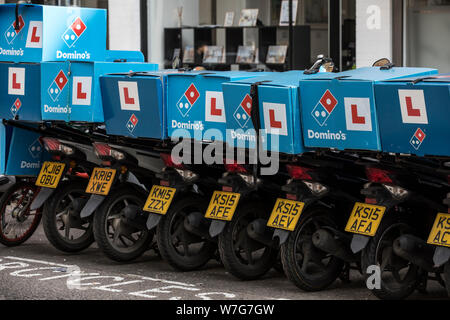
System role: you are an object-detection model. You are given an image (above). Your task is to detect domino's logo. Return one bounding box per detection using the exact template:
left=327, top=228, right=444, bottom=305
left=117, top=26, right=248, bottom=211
left=126, top=114, right=139, bottom=133
left=410, top=128, right=426, bottom=150
left=176, top=84, right=200, bottom=117
left=62, top=17, right=87, bottom=48
left=10, top=98, right=22, bottom=117
left=311, top=90, right=338, bottom=126
left=48, top=70, right=68, bottom=102
left=4, top=15, right=25, bottom=44
left=28, top=139, right=43, bottom=159
left=234, top=94, right=252, bottom=129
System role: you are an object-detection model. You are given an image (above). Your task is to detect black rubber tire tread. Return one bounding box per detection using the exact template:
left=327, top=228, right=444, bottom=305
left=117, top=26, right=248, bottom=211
left=93, top=184, right=154, bottom=262
left=361, top=213, right=420, bottom=300
left=218, top=201, right=279, bottom=280
left=281, top=206, right=344, bottom=291
left=0, top=181, right=41, bottom=247
left=42, top=180, right=94, bottom=253
left=157, top=194, right=216, bottom=271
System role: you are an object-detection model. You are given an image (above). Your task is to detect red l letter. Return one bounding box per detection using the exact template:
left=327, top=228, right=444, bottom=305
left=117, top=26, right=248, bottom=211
left=351, top=105, right=365, bottom=124
left=210, top=98, right=222, bottom=116
left=124, top=87, right=135, bottom=105
left=77, top=82, right=87, bottom=99
left=30, top=26, right=40, bottom=43
left=405, top=96, right=421, bottom=117
left=269, top=110, right=282, bottom=128
left=12, top=73, right=21, bottom=90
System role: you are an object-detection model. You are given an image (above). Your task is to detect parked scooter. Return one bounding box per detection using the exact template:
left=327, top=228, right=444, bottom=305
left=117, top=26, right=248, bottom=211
left=270, top=152, right=366, bottom=291
left=81, top=141, right=162, bottom=262
left=208, top=157, right=284, bottom=280
left=32, top=136, right=100, bottom=253
left=348, top=156, right=449, bottom=300
left=147, top=148, right=222, bottom=271
left=205, top=57, right=337, bottom=281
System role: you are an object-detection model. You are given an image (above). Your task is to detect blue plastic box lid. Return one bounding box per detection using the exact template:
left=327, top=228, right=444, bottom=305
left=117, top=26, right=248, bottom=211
left=374, top=73, right=450, bottom=157
left=167, top=71, right=270, bottom=142
left=298, top=67, right=438, bottom=152
left=0, top=4, right=107, bottom=62
left=101, top=70, right=178, bottom=140
left=222, top=71, right=327, bottom=154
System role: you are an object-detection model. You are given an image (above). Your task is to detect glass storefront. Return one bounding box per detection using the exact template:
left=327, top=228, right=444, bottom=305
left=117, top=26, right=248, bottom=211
left=405, top=0, right=450, bottom=72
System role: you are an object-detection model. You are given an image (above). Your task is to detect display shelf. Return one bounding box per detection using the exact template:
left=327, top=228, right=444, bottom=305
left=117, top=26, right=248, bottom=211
left=164, top=25, right=311, bottom=71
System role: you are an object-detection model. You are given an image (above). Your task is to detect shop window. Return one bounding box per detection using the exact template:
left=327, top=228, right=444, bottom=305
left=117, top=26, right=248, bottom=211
left=406, top=0, right=450, bottom=72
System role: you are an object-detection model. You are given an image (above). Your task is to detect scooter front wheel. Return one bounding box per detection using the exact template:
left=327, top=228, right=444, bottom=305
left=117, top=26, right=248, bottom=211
left=157, top=194, right=216, bottom=271
left=0, top=181, right=41, bottom=247
left=280, top=206, right=344, bottom=291
left=218, top=201, right=278, bottom=280
left=42, top=180, right=94, bottom=253
left=93, top=184, right=154, bottom=262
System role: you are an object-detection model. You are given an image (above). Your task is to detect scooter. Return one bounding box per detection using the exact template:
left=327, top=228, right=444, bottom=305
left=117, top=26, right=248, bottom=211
left=269, top=152, right=367, bottom=291
left=147, top=147, right=222, bottom=271
left=81, top=141, right=162, bottom=262
left=349, top=156, right=449, bottom=300
left=32, top=136, right=100, bottom=253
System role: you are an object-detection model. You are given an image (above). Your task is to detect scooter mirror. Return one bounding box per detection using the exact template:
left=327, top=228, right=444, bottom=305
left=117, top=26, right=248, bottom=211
left=372, top=58, right=391, bottom=67
left=322, top=61, right=334, bottom=73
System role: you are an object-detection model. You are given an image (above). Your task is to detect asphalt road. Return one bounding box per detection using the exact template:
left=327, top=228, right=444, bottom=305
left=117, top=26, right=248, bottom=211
left=0, top=226, right=447, bottom=300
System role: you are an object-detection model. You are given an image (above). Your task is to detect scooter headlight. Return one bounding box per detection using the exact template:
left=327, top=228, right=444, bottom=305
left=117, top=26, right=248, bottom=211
left=303, top=181, right=328, bottom=196
left=382, top=184, right=409, bottom=200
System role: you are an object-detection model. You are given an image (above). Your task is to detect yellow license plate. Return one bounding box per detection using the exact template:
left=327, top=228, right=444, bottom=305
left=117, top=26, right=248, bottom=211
left=35, top=162, right=66, bottom=189
left=205, top=191, right=241, bottom=221
left=85, top=168, right=116, bottom=196
left=267, top=199, right=305, bottom=231
left=345, top=202, right=386, bottom=237
left=427, top=213, right=450, bottom=248
left=143, top=185, right=177, bottom=215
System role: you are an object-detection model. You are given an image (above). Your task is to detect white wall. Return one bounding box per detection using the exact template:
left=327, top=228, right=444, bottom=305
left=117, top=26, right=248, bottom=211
left=147, top=0, right=199, bottom=67
left=108, top=0, right=141, bottom=51
left=356, top=0, right=392, bottom=68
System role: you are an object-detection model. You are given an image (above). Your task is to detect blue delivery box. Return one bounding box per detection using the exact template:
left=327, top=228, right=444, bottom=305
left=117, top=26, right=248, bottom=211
left=0, top=4, right=107, bottom=62
left=167, top=71, right=268, bottom=142
left=222, top=71, right=328, bottom=154
left=299, top=67, right=438, bottom=151
left=0, top=122, right=48, bottom=176
left=100, top=70, right=179, bottom=140
left=0, top=59, right=157, bottom=122
left=374, top=74, right=450, bottom=157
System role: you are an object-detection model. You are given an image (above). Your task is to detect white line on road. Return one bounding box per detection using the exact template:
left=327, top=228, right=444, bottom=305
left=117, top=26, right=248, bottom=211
left=5, top=256, right=72, bottom=268
left=127, top=274, right=196, bottom=287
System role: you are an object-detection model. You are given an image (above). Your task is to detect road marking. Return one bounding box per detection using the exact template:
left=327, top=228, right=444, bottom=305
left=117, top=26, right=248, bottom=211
left=0, top=256, right=239, bottom=300
left=196, top=292, right=236, bottom=300
left=10, top=267, right=60, bottom=278
left=0, top=262, right=30, bottom=271
left=5, top=256, right=72, bottom=268
left=127, top=274, right=197, bottom=287
left=93, top=280, right=144, bottom=293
